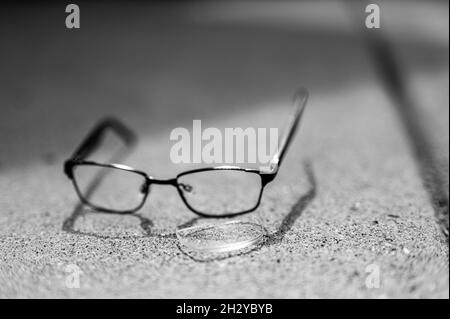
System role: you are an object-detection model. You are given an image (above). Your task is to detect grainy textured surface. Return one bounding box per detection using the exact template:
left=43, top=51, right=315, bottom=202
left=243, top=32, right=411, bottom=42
left=0, top=1, right=448, bottom=298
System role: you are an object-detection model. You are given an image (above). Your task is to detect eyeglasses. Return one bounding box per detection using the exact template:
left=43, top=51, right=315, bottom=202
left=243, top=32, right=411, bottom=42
left=64, top=88, right=309, bottom=218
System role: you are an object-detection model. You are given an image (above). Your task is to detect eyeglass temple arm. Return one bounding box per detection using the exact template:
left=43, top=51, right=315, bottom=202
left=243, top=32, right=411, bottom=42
left=69, top=117, right=137, bottom=162
left=267, top=87, right=309, bottom=174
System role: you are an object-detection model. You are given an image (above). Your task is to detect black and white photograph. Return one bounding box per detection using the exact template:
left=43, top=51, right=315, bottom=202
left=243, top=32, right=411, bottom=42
left=0, top=0, right=448, bottom=304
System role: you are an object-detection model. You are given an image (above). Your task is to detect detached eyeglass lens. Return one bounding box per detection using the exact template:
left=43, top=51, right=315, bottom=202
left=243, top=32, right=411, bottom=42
left=176, top=221, right=266, bottom=253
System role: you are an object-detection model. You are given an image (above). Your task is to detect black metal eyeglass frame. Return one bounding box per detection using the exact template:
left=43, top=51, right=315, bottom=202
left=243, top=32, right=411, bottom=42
left=64, top=88, right=309, bottom=218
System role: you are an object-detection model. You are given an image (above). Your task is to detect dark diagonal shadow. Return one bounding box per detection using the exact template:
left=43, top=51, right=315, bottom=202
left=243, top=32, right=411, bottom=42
left=178, top=161, right=317, bottom=262
left=354, top=12, right=449, bottom=239
left=266, top=160, right=317, bottom=246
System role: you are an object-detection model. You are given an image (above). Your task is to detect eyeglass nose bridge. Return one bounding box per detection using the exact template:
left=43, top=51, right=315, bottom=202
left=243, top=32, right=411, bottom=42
left=146, top=177, right=178, bottom=187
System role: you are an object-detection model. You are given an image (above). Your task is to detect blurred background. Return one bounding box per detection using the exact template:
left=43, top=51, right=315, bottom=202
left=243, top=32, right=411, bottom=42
left=0, top=0, right=448, bottom=298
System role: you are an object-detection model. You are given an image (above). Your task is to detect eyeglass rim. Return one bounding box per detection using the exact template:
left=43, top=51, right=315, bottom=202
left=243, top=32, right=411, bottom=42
left=65, top=159, right=274, bottom=217
left=68, top=161, right=149, bottom=214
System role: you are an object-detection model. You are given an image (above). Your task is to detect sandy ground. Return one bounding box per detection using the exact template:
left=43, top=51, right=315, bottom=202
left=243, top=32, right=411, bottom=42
left=0, top=2, right=448, bottom=298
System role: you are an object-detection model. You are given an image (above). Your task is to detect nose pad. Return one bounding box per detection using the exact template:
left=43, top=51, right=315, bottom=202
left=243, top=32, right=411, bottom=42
left=140, top=181, right=150, bottom=195
left=179, top=183, right=193, bottom=192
